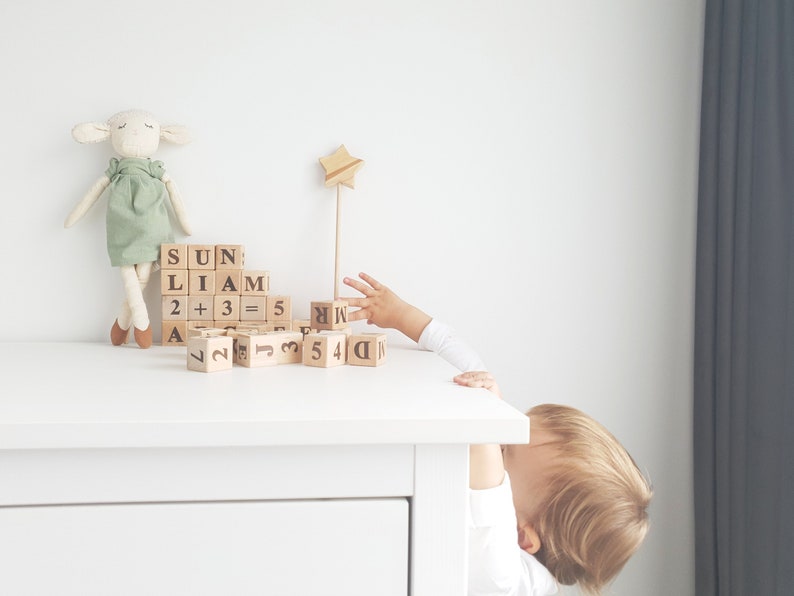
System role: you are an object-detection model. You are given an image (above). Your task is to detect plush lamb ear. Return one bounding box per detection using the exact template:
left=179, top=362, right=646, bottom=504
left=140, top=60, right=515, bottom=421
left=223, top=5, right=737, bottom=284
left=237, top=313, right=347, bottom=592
left=72, top=122, right=111, bottom=144
left=160, top=124, right=193, bottom=145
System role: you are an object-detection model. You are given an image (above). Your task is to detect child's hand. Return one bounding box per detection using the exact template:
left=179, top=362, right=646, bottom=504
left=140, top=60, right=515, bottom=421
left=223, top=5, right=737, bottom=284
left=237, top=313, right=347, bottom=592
left=341, top=272, right=431, bottom=342
left=453, top=371, right=502, bottom=399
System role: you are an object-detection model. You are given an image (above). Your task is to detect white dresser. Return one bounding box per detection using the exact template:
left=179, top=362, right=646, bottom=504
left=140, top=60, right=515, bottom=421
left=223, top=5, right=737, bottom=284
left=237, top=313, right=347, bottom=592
left=0, top=341, right=528, bottom=596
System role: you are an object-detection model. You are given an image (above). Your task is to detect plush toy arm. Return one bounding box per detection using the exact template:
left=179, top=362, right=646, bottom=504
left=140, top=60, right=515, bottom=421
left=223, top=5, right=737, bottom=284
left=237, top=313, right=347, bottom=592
left=162, top=173, right=192, bottom=236
left=64, top=175, right=110, bottom=228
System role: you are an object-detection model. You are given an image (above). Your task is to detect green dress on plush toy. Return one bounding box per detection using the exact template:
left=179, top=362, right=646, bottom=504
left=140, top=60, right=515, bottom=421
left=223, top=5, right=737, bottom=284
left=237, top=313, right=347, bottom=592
left=104, top=157, right=174, bottom=267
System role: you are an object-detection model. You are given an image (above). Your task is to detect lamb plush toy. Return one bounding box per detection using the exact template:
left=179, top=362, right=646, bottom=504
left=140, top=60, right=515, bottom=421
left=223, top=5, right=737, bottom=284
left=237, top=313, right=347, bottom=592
left=65, top=109, right=192, bottom=348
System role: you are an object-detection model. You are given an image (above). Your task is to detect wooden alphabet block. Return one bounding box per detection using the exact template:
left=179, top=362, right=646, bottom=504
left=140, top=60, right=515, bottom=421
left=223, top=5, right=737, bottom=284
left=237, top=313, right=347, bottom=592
left=213, top=295, right=240, bottom=322
left=161, top=269, right=188, bottom=295
left=162, top=296, right=188, bottom=321
left=215, top=270, right=242, bottom=294
left=293, top=320, right=315, bottom=337
left=267, top=295, right=292, bottom=321
left=310, top=300, right=349, bottom=330
left=302, top=332, right=347, bottom=368
left=266, top=331, right=304, bottom=364
left=348, top=333, right=387, bottom=367
left=213, top=321, right=240, bottom=334
left=235, top=333, right=280, bottom=368
left=215, top=245, right=245, bottom=270
left=188, top=296, right=214, bottom=321
left=270, top=321, right=292, bottom=332
left=161, top=321, right=187, bottom=346
left=160, top=244, right=188, bottom=269
left=241, top=270, right=270, bottom=296
left=188, top=327, right=228, bottom=338
left=187, top=335, right=234, bottom=373
left=188, top=244, right=216, bottom=270
left=189, top=270, right=215, bottom=295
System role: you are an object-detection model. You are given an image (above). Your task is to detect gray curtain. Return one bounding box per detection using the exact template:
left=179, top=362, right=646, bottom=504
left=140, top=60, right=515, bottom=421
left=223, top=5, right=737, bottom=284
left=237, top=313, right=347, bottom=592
left=694, top=0, right=794, bottom=594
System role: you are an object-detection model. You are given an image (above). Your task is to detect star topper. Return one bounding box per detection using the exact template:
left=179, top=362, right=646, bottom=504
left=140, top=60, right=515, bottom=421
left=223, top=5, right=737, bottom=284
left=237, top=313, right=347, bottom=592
left=319, top=145, right=364, bottom=189
left=318, top=144, right=365, bottom=299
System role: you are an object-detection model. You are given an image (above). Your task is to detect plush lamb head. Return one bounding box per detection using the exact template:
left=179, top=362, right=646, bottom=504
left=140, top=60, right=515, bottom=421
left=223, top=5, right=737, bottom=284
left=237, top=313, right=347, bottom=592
left=72, top=109, right=192, bottom=157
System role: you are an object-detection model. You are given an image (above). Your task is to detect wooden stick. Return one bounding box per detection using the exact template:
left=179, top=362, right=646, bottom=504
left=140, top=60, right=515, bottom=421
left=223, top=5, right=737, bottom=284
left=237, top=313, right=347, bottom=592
left=334, top=182, right=342, bottom=299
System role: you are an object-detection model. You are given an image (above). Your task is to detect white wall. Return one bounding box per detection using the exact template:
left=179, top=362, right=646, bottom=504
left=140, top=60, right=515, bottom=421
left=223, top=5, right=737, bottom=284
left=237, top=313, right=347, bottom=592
left=0, top=1, right=703, bottom=594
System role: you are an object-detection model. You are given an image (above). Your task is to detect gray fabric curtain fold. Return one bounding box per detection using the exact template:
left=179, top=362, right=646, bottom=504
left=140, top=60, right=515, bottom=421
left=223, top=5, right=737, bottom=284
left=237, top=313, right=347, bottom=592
left=694, top=1, right=794, bottom=594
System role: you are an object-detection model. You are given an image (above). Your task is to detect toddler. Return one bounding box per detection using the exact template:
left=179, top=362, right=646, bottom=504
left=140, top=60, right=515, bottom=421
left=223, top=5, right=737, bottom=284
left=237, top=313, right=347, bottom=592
left=343, top=273, right=652, bottom=596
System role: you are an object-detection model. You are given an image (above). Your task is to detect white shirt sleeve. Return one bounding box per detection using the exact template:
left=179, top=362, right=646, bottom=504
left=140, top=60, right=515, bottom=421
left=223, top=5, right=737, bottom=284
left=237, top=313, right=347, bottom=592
left=468, top=474, right=558, bottom=596
left=417, top=318, right=487, bottom=372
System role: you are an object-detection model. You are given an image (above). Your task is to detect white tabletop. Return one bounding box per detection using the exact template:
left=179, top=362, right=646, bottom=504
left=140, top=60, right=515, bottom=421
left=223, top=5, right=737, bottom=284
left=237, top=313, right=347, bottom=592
left=0, top=342, right=529, bottom=450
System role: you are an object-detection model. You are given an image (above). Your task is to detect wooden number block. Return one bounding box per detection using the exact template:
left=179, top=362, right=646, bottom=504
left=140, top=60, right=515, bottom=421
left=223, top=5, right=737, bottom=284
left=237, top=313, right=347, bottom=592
left=302, top=332, right=347, bottom=368
left=348, top=333, right=387, bottom=367
left=235, top=333, right=280, bottom=368
left=310, top=300, right=349, bottom=330
left=267, top=331, right=304, bottom=364
left=189, top=271, right=215, bottom=295
left=187, top=335, right=234, bottom=373
left=214, top=295, right=240, bottom=322
left=267, top=295, right=292, bottom=321
left=271, top=321, right=292, bottom=332
left=188, top=296, right=214, bottom=321
left=293, top=320, right=315, bottom=337
left=241, top=270, right=270, bottom=296
left=161, top=321, right=187, bottom=346
left=160, top=244, right=188, bottom=269
left=161, top=269, right=188, bottom=295
left=162, top=296, right=188, bottom=321
left=215, top=245, right=245, bottom=270
left=240, top=296, right=266, bottom=321
left=215, top=270, right=242, bottom=294
left=188, top=244, right=216, bottom=270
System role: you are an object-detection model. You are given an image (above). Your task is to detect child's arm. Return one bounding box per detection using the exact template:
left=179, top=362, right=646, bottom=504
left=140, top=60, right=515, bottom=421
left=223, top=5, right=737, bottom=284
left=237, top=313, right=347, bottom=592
left=342, top=272, right=431, bottom=341
left=455, top=371, right=506, bottom=489
left=343, top=273, right=506, bottom=490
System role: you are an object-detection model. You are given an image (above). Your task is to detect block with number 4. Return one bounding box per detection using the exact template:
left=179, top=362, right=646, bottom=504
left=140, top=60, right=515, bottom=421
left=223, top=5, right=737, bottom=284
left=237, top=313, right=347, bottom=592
left=302, top=332, right=347, bottom=367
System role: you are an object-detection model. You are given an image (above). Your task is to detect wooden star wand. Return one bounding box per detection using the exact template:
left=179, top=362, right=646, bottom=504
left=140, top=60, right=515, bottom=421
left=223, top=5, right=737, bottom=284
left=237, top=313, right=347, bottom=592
left=319, top=145, right=364, bottom=299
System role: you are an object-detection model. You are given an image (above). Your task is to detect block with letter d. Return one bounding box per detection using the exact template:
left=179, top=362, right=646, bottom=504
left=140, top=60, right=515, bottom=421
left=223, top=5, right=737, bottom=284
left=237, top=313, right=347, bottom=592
left=348, top=333, right=387, bottom=367
left=187, top=334, right=233, bottom=373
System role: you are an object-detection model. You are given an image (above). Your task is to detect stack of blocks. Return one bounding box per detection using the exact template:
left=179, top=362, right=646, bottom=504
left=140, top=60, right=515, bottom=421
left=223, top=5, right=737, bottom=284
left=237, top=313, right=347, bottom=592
left=160, top=244, right=387, bottom=373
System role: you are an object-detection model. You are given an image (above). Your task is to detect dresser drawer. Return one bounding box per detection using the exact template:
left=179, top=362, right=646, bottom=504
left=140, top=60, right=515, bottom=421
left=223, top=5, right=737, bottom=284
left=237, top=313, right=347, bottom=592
left=0, top=498, right=409, bottom=596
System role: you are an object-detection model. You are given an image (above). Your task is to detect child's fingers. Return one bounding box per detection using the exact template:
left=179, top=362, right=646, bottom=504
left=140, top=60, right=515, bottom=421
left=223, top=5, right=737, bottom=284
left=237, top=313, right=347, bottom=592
left=342, top=277, right=372, bottom=295
left=357, top=272, right=383, bottom=291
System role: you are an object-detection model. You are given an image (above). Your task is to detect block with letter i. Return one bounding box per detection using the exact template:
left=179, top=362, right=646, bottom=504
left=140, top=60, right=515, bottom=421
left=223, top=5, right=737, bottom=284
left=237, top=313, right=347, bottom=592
left=310, top=300, right=348, bottom=330
left=302, top=332, right=347, bottom=368
left=348, top=333, right=387, bottom=367
left=187, top=333, right=233, bottom=373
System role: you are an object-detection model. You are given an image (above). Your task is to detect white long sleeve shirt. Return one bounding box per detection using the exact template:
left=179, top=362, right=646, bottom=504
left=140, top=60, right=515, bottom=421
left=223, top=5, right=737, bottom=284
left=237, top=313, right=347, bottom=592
left=417, top=319, right=558, bottom=596
left=468, top=474, right=558, bottom=596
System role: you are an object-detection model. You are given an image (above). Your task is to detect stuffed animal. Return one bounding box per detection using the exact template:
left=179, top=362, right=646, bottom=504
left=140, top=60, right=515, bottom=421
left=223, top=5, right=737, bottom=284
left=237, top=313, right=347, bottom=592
left=65, top=109, right=193, bottom=348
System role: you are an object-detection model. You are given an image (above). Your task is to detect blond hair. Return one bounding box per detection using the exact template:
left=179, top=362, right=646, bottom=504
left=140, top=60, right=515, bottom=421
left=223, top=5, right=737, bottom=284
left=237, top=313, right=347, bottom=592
left=526, top=404, right=652, bottom=595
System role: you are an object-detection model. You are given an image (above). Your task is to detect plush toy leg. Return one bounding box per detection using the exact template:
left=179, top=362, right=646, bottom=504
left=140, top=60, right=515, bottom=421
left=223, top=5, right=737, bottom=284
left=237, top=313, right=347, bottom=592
left=119, top=264, right=153, bottom=348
